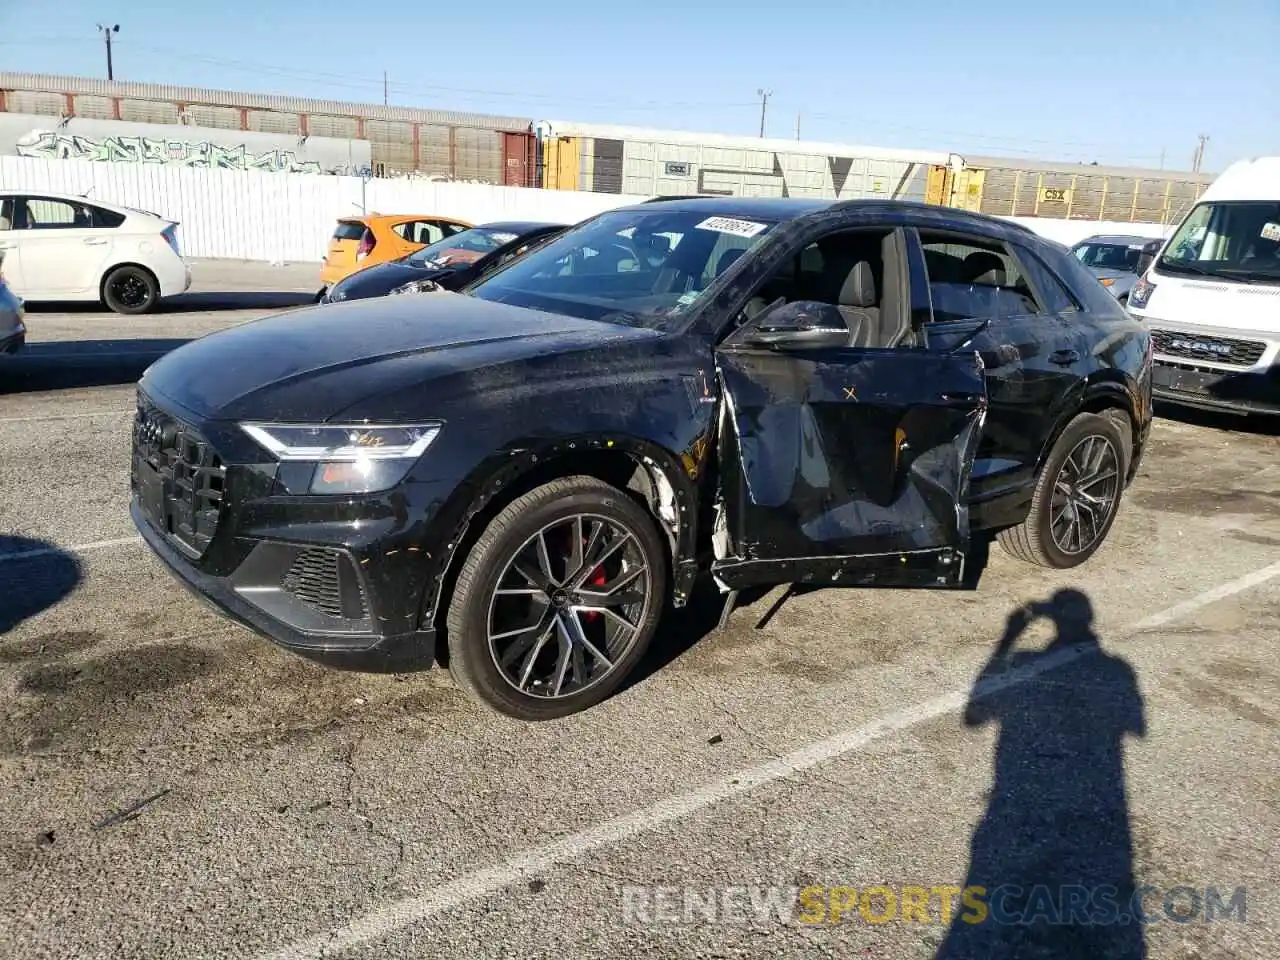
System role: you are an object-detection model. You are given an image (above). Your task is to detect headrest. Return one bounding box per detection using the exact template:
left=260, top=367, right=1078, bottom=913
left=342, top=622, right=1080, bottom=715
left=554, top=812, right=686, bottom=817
left=716, top=247, right=746, bottom=277
left=838, top=261, right=877, bottom=308
left=963, top=251, right=1006, bottom=286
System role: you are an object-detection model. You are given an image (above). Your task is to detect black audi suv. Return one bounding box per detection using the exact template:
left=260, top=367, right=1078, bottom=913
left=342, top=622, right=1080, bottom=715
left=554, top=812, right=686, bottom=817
left=130, top=197, right=1153, bottom=720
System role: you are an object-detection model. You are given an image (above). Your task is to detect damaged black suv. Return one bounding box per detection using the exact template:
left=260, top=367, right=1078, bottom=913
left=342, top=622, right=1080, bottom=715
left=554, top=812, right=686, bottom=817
left=130, top=197, right=1153, bottom=720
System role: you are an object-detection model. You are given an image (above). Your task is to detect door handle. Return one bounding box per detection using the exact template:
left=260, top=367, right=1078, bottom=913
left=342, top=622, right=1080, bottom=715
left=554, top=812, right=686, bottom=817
left=939, top=392, right=983, bottom=405
left=83, top=238, right=108, bottom=246
left=1049, top=349, right=1080, bottom=365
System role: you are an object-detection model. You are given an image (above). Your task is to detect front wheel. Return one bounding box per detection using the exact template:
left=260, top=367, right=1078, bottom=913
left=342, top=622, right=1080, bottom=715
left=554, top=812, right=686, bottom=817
left=445, top=476, right=667, bottom=720
left=997, top=412, right=1129, bottom=569
left=102, top=265, right=159, bottom=315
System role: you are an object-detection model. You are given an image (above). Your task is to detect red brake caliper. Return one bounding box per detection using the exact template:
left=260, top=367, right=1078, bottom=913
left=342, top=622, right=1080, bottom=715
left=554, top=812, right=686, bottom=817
left=583, top=537, right=607, bottom=623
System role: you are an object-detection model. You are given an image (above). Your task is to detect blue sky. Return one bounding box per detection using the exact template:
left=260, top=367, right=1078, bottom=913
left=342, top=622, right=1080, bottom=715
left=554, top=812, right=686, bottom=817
left=2, top=0, right=1277, bottom=172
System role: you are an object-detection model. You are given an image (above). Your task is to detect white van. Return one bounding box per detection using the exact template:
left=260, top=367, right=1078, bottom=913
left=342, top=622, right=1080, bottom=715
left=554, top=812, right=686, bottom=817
left=1126, top=156, right=1280, bottom=416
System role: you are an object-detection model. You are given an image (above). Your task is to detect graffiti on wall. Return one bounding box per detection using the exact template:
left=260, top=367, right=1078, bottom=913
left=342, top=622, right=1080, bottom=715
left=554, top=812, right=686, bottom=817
left=14, top=129, right=352, bottom=174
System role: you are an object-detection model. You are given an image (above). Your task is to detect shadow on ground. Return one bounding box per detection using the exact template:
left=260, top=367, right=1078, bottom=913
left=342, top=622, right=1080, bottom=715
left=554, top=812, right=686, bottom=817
left=0, top=338, right=190, bottom=393
left=936, top=588, right=1148, bottom=960
left=0, top=536, right=84, bottom=635
left=22, top=290, right=316, bottom=314
left=1156, top=401, right=1280, bottom=437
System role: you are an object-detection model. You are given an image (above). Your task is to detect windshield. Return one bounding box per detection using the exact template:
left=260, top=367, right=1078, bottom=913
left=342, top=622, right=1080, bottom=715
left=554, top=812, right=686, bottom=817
left=405, top=226, right=520, bottom=267
left=1158, top=201, right=1280, bottom=283
left=465, top=208, right=779, bottom=328
left=1072, top=242, right=1145, bottom=273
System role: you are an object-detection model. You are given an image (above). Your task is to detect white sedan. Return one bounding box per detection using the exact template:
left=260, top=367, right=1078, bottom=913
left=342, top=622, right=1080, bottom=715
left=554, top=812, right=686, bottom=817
left=0, top=189, right=191, bottom=315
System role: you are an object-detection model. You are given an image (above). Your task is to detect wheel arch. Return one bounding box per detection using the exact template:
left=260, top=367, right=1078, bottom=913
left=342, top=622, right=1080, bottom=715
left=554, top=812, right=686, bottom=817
left=416, top=432, right=705, bottom=653
left=1036, top=376, right=1139, bottom=478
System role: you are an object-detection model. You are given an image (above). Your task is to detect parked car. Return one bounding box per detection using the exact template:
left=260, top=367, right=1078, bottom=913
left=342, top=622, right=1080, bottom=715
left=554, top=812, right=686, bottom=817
left=321, top=222, right=567, bottom=303
left=0, top=190, right=190, bottom=315
left=318, top=214, right=472, bottom=296
left=0, top=267, right=24, bottom=355
left=1127, top=155, right=1280, bottom=417
left=1069, top=234, right=1164, bottom=304
left=129, top=197, right=1153, bottom=720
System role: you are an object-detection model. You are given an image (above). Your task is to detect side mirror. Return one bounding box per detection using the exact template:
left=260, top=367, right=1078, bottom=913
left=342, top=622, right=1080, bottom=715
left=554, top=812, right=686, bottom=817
left=740, top=300, right=852, bottom=349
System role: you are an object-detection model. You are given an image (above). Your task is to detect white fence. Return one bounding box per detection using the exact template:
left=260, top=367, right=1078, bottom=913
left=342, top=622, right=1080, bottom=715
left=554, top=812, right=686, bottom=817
left=0, top=156, right=1175, bottom=263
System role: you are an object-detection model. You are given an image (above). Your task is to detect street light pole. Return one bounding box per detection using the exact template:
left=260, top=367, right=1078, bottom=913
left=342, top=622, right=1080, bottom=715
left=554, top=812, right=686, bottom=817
left=96, top=23, right=119, bottom=81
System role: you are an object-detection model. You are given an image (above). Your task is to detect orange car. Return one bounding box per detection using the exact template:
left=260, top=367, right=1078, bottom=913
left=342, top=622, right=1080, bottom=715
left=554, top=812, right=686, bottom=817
left=319, top=214, right=471, bottom=292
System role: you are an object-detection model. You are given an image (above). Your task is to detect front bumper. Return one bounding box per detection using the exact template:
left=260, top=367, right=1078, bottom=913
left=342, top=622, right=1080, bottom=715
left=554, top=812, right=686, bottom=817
left=133, top=500, right=438, bottom=670
left=1152, top=361, right=1280, bottom=416
left=128, top=390, right=450, bottom=671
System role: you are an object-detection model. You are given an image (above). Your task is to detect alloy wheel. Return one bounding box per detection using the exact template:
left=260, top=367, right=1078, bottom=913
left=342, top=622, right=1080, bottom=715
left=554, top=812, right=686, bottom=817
left=486, top=513, right=653, bottom=700
left=112, top=273, right=150, bottom=309
left=1049, top=434, right=1121, bottom=556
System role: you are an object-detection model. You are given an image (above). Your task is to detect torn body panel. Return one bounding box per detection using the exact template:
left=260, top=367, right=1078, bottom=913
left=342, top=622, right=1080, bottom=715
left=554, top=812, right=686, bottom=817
left=711, top=347, right=987, bottom=592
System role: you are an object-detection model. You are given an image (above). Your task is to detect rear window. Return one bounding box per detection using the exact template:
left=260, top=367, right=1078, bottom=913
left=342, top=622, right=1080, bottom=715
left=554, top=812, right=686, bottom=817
left=332, top=221, right=368, bottom=241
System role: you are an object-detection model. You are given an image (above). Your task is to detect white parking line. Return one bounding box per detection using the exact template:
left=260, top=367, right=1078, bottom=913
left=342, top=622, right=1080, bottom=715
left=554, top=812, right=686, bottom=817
left=253, top=558, right=1280, bottom=960
left=0, top=535, right=143, bottom=564
left=0, top=409, right=132, bottom=424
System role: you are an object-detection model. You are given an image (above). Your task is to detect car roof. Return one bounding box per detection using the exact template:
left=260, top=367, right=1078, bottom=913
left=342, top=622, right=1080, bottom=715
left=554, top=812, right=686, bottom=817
left=0, top=188, right=139, bottom=212
left=1075, top=234, right=1158, bottom=245
left=617, top=195, right=837, bottom=220
left=476, top=221, right=566, bottom=233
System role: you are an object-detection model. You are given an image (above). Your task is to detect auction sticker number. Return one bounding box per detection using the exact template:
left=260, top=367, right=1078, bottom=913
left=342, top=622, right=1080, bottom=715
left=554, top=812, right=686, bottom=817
left=695, top=216, right=768, bottom=238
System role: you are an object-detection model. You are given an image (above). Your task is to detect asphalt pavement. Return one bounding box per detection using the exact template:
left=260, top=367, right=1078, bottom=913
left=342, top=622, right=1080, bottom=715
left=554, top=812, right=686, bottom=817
left=1, top=260, right=1278, bottom=960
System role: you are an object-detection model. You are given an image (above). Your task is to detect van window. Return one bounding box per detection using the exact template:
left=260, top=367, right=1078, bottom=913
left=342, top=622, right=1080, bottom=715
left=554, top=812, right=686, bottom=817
left=1159, top=201, right=1280, bottom=282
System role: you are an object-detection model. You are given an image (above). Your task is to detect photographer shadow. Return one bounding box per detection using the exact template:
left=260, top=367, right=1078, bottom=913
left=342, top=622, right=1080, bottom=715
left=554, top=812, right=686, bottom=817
left=938, top=588, right=1148, bottom=960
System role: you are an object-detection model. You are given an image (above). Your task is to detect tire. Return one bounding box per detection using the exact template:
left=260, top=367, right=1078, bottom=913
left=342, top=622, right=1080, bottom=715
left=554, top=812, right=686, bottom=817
left=997, top=411, right=1130, bottom=569
left=445, top=476, right=667, bottom=720
left=102, top=265, right=160, bottom=315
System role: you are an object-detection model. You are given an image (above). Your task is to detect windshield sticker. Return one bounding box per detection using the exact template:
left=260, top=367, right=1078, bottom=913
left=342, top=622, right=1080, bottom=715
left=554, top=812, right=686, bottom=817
left=695, top=216, right=767, bottom=239
left=1261, top=222, right=1280, bottom=243
left=490, top=232, right=518, bottom=244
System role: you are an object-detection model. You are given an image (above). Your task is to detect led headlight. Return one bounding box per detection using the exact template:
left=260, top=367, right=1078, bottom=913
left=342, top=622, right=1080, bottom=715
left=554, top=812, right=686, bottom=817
left=241, top=422, right=441, bottom=494
left=390, top=278, right=442, bottom=296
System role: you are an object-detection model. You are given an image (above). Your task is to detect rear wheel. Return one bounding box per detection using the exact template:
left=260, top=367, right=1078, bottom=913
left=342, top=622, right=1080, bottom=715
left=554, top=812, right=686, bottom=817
left=102, top=265, right=159, bottom=315
left=997, top=412, right=1129, bottom=569
left=445, top=476, right=666, bottom=720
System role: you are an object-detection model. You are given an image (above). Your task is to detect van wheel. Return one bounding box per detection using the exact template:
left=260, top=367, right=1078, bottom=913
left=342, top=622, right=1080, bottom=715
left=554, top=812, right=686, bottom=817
left=445, top=476, right=666, bottom=720
left=102, top=266, right=159, bottom=315
left=997, top=412, right=1129, bottom=569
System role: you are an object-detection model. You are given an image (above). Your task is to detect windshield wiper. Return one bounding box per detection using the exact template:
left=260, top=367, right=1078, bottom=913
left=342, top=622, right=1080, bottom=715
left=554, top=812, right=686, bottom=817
left=1215, top=268, right=1280, bottom=284
left=1157, top=259, right=1216, bottom=277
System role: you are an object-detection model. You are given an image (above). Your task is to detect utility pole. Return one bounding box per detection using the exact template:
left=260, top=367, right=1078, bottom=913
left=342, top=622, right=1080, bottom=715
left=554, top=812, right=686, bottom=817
left=1159, top=147, right=1165, bottom=170
left=795, top=109, right=801, bottom=140
left=383, top=71, right=388, bottom=106
left=757, top=88, right=771, bottom=138
left=96, top=23, right=119, bottom=81
left=1192, top=134, right=1209, bottom=173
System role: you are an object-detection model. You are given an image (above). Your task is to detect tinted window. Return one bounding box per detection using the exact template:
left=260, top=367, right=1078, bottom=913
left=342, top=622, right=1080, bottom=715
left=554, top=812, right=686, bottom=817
left=91, top=205, right=126, bottom=228
left=332, top=221, right=367, bottom=241
left=1072, top=242, right=1144, bottom=272
left=918, top=231, right=1042, bottom=322
left=405, top=226, right=522, bottom=267
left=1017, top=245, right=1082, bottom=314
left=467, top=208, right=779, bottom=328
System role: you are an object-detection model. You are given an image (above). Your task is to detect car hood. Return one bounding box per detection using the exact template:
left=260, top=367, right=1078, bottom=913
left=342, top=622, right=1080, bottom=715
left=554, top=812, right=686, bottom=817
left=1089, top=267, right=1135, bottom=282
left=141, top=292, right=661, bottom=422
left=328, top=260, right=452, bottom=301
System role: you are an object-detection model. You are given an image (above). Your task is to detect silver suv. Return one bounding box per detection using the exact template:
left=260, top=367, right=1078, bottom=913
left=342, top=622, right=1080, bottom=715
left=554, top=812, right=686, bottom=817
left=1069, top=234, right=1163, bottom=305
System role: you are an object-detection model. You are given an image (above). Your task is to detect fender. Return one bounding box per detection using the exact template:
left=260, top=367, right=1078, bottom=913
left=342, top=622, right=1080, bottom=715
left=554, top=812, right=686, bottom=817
left=1035, top=373, right=1140, bottom=474
left=415, top=431, right=707, bottom=634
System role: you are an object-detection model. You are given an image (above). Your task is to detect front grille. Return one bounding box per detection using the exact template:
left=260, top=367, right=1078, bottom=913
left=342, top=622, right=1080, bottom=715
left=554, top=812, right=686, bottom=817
left=1150, top=329, right=1267, bottom=367
left=281, top=547, right=369, bottom=621
left=132, top=394, right=225, bottom=557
